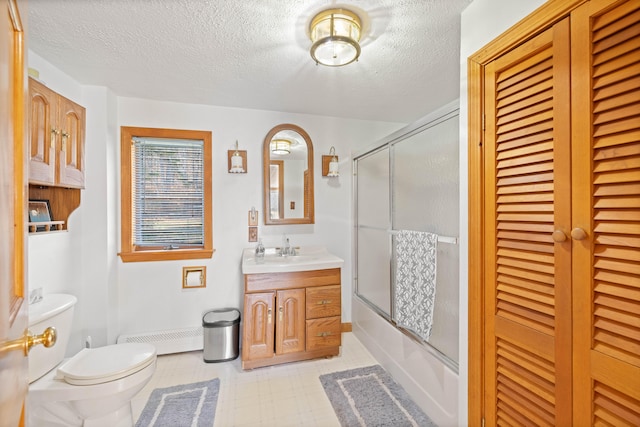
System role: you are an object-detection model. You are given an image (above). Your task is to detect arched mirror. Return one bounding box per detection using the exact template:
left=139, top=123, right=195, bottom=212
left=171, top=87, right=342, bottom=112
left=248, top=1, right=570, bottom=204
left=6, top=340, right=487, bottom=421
left=263, top=124, right=314, bottom=225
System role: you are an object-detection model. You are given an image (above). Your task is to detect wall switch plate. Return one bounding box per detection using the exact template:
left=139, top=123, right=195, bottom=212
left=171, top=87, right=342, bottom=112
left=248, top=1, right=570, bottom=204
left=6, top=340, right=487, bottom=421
left=249, top=227, right=258, bottom=242
left=248, top=209, right=258, bottom=226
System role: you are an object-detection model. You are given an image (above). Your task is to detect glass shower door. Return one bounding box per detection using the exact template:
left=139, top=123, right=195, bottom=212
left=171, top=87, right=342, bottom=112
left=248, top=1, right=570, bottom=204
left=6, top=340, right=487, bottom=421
left=355, top=147, right=391, bottom=316
left=392, top=114, right=460, bottom=362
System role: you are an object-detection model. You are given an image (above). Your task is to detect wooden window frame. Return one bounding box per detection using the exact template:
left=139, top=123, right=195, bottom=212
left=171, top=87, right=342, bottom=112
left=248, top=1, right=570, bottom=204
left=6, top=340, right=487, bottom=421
left=119, top=126, right=213, bottom=262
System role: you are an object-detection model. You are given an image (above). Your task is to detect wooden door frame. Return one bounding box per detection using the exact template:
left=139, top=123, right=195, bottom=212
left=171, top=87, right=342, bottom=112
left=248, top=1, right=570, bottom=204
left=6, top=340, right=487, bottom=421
left=466, top=1, right=586, bottom=425
left=2, top=0, right=28, bottom=424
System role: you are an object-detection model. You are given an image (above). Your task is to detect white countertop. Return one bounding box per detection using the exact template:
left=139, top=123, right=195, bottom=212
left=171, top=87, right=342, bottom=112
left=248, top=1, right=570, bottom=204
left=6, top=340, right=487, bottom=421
left=241, top=246, right=344, bottom=274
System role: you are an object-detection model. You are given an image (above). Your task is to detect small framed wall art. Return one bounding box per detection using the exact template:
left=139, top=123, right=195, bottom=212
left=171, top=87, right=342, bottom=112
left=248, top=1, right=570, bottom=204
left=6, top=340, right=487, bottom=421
left=28, top=199, right=52, bottom=223
left=28, top=199, right=54, bottom=232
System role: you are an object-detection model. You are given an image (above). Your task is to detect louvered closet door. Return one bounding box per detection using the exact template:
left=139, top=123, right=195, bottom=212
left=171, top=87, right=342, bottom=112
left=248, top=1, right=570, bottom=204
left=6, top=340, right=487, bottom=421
left=483, top=19, right=572, bottom=426
left=572, top=0, right=640, bottom=425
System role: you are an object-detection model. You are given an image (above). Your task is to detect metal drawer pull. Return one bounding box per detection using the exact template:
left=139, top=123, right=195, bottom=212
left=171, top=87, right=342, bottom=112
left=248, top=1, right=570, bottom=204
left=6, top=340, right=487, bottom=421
left=267, top=308, right=272, bottom=323
left=279, top=306, right=283, bottom=322
left=316, top=300, right=333, bottom=305
left=316, top=332, right=332, bottom=337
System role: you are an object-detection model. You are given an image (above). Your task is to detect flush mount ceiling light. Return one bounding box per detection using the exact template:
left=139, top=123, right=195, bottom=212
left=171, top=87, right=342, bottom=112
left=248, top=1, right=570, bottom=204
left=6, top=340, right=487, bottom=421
left=271, top=139, right=291, bottom=155
left=309, top=8, right=361, bottom=67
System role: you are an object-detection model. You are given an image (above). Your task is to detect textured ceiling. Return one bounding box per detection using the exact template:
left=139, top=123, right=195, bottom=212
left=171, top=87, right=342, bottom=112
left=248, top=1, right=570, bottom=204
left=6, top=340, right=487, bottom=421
left=28, top=0, right=473, bottom=123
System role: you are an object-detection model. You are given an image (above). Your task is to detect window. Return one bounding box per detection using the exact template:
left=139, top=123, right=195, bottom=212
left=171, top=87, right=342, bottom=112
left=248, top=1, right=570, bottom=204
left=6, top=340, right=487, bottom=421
left=119, top=127, right=213, bottom=262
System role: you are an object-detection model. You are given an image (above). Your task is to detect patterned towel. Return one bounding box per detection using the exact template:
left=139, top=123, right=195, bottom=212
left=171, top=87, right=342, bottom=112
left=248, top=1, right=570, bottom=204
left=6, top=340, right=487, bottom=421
left=394, top=230, right=438, bottom=341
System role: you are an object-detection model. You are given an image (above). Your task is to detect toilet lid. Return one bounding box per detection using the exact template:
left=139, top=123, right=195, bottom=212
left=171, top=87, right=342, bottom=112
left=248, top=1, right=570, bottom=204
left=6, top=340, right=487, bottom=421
left=55, top=343, right=156, bottom=386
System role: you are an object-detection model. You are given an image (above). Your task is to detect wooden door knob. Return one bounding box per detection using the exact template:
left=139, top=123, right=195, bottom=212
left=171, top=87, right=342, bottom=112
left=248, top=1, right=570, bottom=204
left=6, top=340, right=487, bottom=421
left=552, top=230, right=567, bottom=242
left=571, top=228, right=588, bottom=241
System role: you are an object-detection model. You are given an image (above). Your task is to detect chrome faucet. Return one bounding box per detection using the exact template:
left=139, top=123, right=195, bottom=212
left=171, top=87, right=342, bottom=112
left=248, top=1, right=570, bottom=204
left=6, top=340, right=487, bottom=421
left=279, top=235, right=292, bottom=256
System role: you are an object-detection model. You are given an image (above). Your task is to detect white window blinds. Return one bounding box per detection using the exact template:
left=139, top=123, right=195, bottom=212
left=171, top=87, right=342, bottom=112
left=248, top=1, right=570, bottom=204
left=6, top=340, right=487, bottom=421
left=132, top=137, right=204, bottom=248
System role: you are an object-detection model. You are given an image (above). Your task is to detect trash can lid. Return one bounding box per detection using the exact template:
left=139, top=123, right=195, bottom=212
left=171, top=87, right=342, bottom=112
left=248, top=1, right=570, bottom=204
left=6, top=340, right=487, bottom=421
left=203, top=308, right=241, bottom=326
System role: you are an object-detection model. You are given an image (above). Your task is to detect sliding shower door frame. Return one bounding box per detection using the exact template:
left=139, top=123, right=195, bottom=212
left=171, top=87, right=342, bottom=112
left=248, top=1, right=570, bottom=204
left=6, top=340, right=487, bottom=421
left=353, top=101, right=460, bottom=372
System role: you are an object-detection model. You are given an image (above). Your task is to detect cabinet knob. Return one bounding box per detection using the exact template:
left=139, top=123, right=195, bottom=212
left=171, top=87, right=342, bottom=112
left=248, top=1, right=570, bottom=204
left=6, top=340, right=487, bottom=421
left=552, top=230, right=567, bottom=242
left=278, top=306, right=283, bottom=321
left=61, top=132, right=70, bottom=146
left=267, top=308, right=272, bottom=324
left=51, top=128, right=60, bottom=144
left=571, top=228, right=588, bottom=241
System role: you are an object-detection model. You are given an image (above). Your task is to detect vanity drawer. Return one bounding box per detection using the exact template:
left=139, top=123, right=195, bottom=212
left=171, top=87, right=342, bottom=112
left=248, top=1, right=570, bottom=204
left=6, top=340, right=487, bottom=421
left=306, top=316, right=341, bottom=351
left=306, top=285, right=341, bottom=319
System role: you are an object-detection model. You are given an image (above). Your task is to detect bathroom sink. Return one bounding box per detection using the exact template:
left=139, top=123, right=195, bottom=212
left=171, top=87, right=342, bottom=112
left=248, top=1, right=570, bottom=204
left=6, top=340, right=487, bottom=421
left=241, top=246, right=344, bottom=274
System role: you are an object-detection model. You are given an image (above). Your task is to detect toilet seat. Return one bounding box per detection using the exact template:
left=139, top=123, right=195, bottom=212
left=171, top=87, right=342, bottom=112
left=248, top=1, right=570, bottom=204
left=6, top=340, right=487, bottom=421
left=55, top=343, right=156, bottom=386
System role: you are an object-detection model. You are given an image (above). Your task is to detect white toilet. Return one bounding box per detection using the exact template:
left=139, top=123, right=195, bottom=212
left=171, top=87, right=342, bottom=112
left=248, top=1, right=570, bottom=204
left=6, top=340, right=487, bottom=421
left=28, top=294, right=157, bottom=427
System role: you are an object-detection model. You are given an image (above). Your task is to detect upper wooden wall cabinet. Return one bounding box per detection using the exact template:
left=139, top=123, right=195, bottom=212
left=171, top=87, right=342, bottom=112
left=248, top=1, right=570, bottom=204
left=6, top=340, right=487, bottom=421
left=28, top=78, right=85, bottom=232
left=28, top=77, right=85, bottom=189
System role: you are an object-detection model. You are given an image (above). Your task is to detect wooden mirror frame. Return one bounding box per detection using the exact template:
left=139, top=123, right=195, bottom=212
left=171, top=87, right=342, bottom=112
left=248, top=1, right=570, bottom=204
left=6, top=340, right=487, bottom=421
left=263, top=123, right=314, bottom=225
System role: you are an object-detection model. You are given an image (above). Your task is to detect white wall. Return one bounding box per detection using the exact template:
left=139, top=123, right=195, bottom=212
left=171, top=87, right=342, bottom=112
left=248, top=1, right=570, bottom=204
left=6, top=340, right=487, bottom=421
left=27, top=50, right=403, bottom=354
left=27, top=52, right=87, bottom=353
left=458, top=0, right=546, bottom=424
left=115, top=98, right=402, bottom=337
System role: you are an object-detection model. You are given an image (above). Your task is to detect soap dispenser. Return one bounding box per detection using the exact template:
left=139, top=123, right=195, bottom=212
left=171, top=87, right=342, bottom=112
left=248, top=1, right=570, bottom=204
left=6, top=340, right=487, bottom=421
left=255, top=238, right=265, bottom=262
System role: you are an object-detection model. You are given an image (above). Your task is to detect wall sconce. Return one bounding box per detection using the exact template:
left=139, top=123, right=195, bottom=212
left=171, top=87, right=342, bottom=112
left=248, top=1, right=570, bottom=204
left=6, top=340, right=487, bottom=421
left=310, top=8, right=362, bottom=67
left=228, top=140, right=246, bottom=173
left=322, top=146, right=339, bottom=177
left=271, top=139, right=291, bottom=155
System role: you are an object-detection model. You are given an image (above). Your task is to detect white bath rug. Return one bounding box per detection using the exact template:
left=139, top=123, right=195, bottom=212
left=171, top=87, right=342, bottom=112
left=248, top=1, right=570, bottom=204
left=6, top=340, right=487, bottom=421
left=135, top=378, right=219, bottom=427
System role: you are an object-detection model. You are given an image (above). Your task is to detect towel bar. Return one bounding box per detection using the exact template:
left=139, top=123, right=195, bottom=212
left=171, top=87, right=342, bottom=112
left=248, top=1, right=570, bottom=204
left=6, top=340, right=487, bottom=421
left=387, top=229, right=458, bottom=245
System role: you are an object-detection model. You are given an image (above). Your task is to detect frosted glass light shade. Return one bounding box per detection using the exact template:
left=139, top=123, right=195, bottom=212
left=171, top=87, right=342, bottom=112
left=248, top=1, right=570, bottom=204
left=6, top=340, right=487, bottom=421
left=271, top=139, right=291, bottom=155
left=310, top=8, right=361, bottom=67
left=328, top=157, right=339, bottom=177
left=229, top=151, right=245, bottom=173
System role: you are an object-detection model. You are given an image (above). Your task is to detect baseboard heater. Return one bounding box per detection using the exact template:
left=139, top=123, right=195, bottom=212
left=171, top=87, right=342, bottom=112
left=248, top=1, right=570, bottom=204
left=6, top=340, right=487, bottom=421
left=117, top=326, right=203, bottom=355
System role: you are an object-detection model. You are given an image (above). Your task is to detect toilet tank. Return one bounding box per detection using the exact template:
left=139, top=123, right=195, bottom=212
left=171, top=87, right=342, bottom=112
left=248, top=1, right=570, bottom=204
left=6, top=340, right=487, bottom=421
left=28, top=293, right=77, bottom=383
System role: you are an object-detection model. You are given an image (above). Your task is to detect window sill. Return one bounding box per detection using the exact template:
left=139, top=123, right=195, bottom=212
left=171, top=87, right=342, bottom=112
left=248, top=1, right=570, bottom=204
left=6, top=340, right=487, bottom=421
left=119, top=248, right=215, bottom=263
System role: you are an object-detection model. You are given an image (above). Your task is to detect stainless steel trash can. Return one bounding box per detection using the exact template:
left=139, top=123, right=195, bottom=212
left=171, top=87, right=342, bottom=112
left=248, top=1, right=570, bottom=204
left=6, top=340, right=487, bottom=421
left=202, top=308, right=241, bottom=363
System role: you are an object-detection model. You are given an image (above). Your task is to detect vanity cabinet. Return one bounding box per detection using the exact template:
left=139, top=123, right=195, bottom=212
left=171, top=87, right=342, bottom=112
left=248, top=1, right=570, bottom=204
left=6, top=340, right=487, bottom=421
left=242, top=268, right=341, bottom=369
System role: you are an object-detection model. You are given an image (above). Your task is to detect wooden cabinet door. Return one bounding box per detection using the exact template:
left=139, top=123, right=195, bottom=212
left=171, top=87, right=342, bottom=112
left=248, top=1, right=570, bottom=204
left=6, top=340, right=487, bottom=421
left=571, top=1, right=640, bottom=425
left=275, top=289, right=305, bottom=355
left=242, top=292, right=275, bottom=361
left=483, top=18, right=572, bottom=426
left=28, top=78, right=56, bottom=185
left=57, top=96, right=85, bottom=188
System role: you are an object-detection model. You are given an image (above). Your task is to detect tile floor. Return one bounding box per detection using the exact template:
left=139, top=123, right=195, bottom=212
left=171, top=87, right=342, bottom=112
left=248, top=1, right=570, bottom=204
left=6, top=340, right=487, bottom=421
left=131, top=332, right=378, bottom=426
